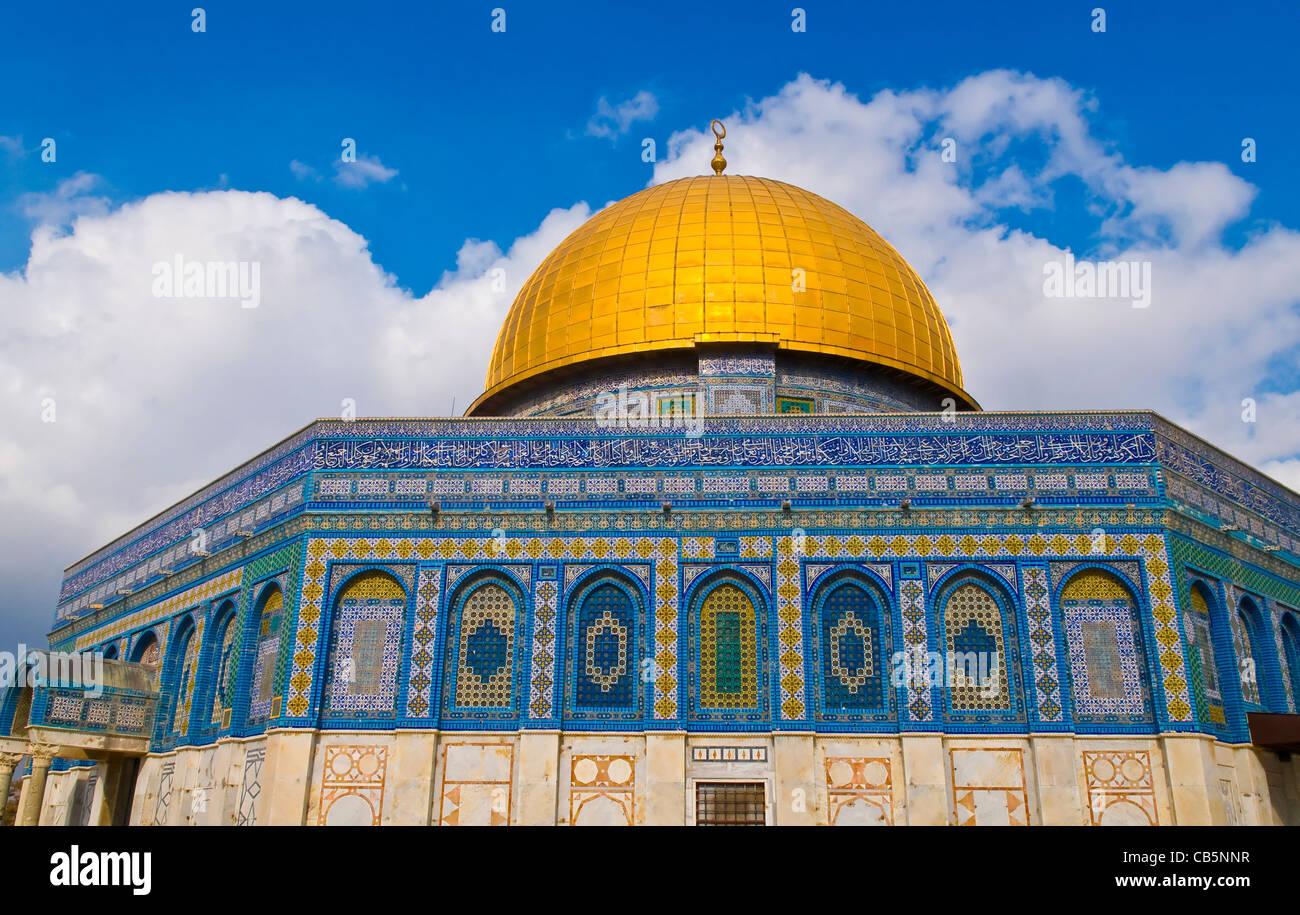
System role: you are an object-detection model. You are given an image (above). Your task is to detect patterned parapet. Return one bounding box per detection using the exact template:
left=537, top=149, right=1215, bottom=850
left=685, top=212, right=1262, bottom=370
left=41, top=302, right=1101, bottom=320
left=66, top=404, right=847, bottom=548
left=21, top=655, right=159, bottom=740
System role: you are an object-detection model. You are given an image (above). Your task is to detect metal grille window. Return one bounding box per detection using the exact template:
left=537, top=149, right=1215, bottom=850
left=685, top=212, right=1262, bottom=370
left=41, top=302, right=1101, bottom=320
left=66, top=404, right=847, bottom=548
left=695, top=782, right=766, bottom=825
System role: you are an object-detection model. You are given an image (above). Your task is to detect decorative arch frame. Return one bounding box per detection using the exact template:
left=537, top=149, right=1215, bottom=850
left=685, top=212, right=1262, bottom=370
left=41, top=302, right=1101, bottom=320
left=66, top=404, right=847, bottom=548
left=129, top=627, right=161, bottom=664
left=562, top=567, right=649, bottom=725
left=807, top=567, right=896, bottom=728
left=441, top=570, right=528, bottom=726
left=1235, top=594, right=1280, bottom=712
left=160, top=613, right=199, bottom=739
left=684, top=569, right=770, bottom=727
left=237, top=579, right=289, bottom=728
left=931, top=568, right=1028, bottom=728
left=1279, top=611, right=1300, bottom=713
left=319, top=567, right=411, bottom=723
left=1181, top=577, right=1232, bottom=731
left=1054, top=565, right=1157, bottom=730
left=201, top=598, right=241, bottom=732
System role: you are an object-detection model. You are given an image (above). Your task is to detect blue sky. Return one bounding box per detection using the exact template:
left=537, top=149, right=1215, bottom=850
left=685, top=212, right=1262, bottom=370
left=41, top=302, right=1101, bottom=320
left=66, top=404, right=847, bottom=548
left=2, top=0, right=1299, bottom=647
left=2, top=0, right=1296, bottom=291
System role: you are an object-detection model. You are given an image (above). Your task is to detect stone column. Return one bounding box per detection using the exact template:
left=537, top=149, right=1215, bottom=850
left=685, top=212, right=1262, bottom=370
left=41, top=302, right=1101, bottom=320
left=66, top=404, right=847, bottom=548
left=515, top=731, right=560, bottom=825
left=94, top=757, right=139, bottom=827
left=900, top=735, right=948, bottom=825
left=1159, top=733, right=1221, bottom=825
left=644, top=733, right=686, bottom=825
left=16, top=744, right=58, bottom=826
left=1029, top=736, right=1084, bottom=825
left=772, top=734, right=818, bottom=825
left=0, top=752, right=23, bottom=826
left=260, top=730, right=317, bottom=825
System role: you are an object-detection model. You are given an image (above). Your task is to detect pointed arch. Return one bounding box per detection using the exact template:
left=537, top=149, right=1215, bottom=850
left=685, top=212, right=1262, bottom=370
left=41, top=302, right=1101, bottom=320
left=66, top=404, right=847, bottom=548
left=1280, top=612, right=1300, bottom=712
left=206, top=599, right=241, bottom=728
left=166, top=616, right=199, bottom=736
left=687, top=572, right=769, bottom=723
left=1182, top=580, right=1228, bottom=727
left=1058, top=568, right=1154, bottom=726
left=809, top=570, right=893, bottom=723
left=443, top=572, right=526, bottom=719
left=322, top=569, right=408, bottom=718
left=247, top=583, right=286, bottom=720
left=1234, top=595, right=1279, bottom=711
left=934, top=572, right=1022, bottom=718
left=565, top=570, right=645, bottom=721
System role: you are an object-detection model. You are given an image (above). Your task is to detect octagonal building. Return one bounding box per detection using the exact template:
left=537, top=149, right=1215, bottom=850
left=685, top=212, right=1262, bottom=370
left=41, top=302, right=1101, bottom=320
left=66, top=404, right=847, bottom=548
left=4, top=157, right=1300, bottom=827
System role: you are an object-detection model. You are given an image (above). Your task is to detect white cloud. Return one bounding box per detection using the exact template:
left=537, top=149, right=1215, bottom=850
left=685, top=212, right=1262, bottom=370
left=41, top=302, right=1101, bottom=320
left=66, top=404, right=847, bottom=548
left=3, top=69, right=1299, bottom=651
left=586, top=90, right=659, bottom=140
left=290, top=153, right=399, bottom=189
left=289, top=159, right=320, bottom=182
left=17, top=172, right=111, bottom=227
left=0, top=189, right=587, bottom=646
left=651, top=71, right=1300, bottom=481
left=0, top=135, right=23, bottom=158
left=333, top=153, right=398, bottom=189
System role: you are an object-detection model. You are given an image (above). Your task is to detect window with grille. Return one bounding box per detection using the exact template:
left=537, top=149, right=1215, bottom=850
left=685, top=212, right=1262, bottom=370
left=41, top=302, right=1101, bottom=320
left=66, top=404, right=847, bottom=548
left=695, top=782, right=766, bottom=825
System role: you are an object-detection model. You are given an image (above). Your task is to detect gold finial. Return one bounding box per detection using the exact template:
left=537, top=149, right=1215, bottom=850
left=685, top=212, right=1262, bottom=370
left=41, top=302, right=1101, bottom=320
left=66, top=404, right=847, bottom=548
left=710, top=119, right=727, bottom=175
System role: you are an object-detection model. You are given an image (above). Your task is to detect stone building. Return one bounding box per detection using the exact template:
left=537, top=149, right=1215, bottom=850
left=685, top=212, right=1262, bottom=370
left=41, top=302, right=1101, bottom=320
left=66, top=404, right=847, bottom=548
left=4, top=140, right=1300, bottom=825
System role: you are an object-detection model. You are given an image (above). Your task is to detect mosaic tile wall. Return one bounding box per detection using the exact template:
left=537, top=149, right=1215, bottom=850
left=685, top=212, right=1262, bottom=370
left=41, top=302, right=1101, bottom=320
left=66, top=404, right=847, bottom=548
left=46, top=408, right=1300, bottom=755
left=50, top=409, right=1300, bottom=634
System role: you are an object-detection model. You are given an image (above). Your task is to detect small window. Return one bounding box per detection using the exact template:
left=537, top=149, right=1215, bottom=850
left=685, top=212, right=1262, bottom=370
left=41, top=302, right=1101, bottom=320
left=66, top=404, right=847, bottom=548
left=695, top=782, right=766, bottom=826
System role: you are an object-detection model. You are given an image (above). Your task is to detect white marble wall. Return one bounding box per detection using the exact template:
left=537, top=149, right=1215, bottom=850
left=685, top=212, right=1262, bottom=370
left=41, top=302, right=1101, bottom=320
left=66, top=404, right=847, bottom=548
left=32, top=730, right=1300, bottom=826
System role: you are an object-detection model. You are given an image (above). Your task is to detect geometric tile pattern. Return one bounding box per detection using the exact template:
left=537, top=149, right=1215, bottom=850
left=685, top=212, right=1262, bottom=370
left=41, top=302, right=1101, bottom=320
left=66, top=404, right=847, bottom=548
left=1137, top=538, right=1193, bottom=722
left=824, top=756, right=892, bottom=825
left=209, top=612, right=241, bottom=726
left=404, top=568, right=441, bottom=718
left=249, top=587, right=285, bottom=720
left=569, top=755, right=635, bottom=826
left=1061, top=571, right=1152, bottom=724
left=950, top=747, right=1028, bottom=826
left=1020, top=566, right=1063, bottom=722
left=452, top=582, right=517, bottom=710
left=770, top=529, right=1194, bottom=723
left=439, top=743, right=513, bottom=826
left=1183, top=585, right=1227, bottom=727
left=236, top=747, right=264, bottom=826
left=73, top=567, right=242, bottom=651
left=816, top=580, right=888, bottom=716
left=572, top=582, right=636, bottom=711
left=318, top=745, right=388, bottom=826
left=172, top=619, right=203, bottom=737
left=1231, top=602, right=1263, bottom=707
left=775, top=534, right=810, bottom=719
left=288, top=536, right=679, bottom=720
left=898, top=577, right=931, bottom=722
left=325, top=573, right=406, bottom=717
left=942, top=582, right=1011, bottom=711
left=698, top=583, right=759, bottom=710
left=528, top=579, right=559, bottom=718
left=1083, top=749, right=1157, bottom=825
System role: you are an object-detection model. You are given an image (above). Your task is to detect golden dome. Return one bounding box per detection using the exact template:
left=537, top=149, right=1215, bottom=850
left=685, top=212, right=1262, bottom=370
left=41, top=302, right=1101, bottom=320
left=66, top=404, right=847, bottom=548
left=474, top=174, right=975, bottom=411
